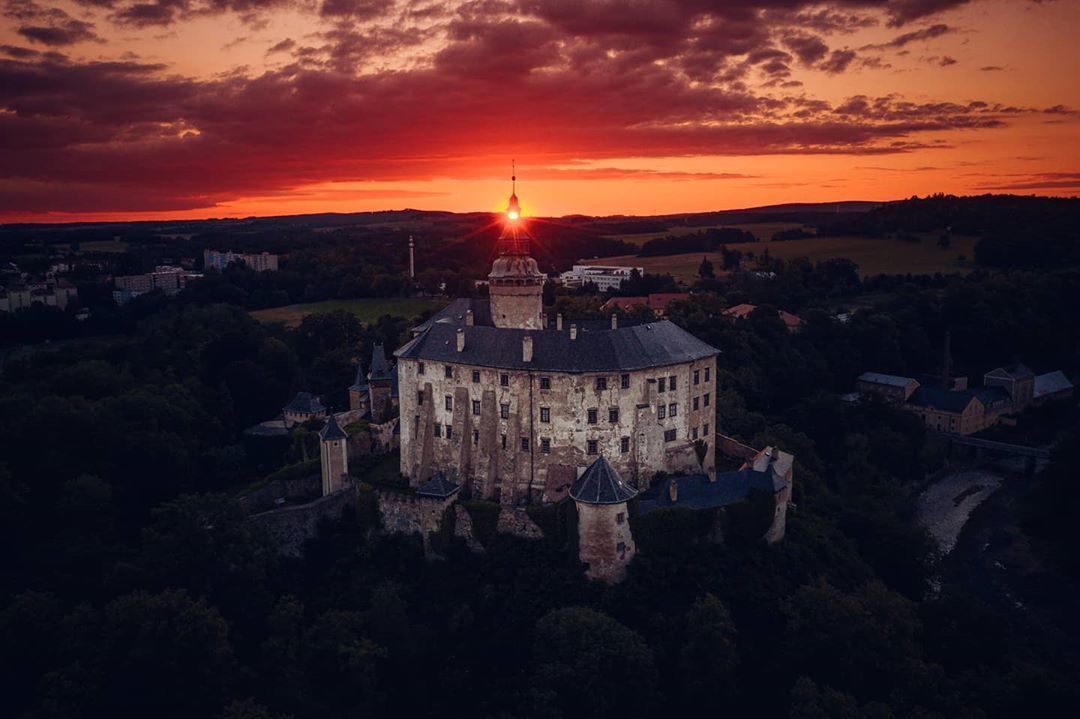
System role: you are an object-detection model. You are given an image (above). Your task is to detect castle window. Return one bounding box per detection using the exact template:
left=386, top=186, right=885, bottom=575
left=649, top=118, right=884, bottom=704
left=704, top=367, right=711, bottom=382
left=657, top=404, right=666, bottom=420
left=433, top=422, right=442, bottom=437
left=620, top=373, right=630, bottom=389
left=669, top=403, right=677, bottom=417
left=445, top=425, right=453, bottom=440
left=472, top=370, right=480, bottom=383
left=587, top=408, right=598, bottom=424
left=693, top=369, right=700, bottom=385
left=587, top=439, right=598, bottom=455
left=596, top=376, right=607, bottom=391
left=617, top=542, right=626, bottom=554
left=500, top=403, right=510, bottom=419
left=703, top=393, right=710, bottom=407
left=500, top=373, right=509, bottom=387
left=417, top=391, right=424, bottom=405
left=418, top=362, right=425, bottom=375
left=658, top=377, right=666, bottom=393
left=664, top=428, right=677, bottom=442
left=620, top=436, right=630, bottom=453
left=444, top=365, right=453, bottom=379
left=540, top=376, right=551, bottom=390
left=609, top=407, right=619, bottom=423
left=540, top=407, right=550, bottom=423
left=692, top=427, right=698, bottom=439
left=445, top=395, right=453, bottom=411
left=702, top=423, right=709, bottom=435
left=501, top=434, right=507, bottom=449
left=616, top=512, right=625, bottom=525
left=669, top=375, right=677, bottom=391
left=541, top=437, right=551, bottom=454
left=473, top=429, right=479, bottom=445
left=693, top=396, right=699, bottom=410
left=472, top=399, right=481, bottom=416
left=520, top=437, right=530, bottom=452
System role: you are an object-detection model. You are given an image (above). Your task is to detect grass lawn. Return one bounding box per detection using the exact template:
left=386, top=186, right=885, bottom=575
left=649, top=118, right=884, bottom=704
left=251, top=297, right=448, bottom=327
left=583, top=234, right=978, bottom=281
left=607, top=222, right=810, bottom=245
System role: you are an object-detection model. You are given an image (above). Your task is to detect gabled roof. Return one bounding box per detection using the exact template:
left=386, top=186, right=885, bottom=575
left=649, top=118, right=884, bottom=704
left=637, top=470, right=783, bottom=515
left=722, top=303, right=802, bottom=329
left=417, top=471, right=460, bottom=498
left=319, top=414, right=348, bottom=441
left=569, top=456, right=638, bottom=505
left=907, top=386, right=979, bottom=413
left=858, top=371, right=918, bottom=388
left=370, top=344, right=393, bottom=381
left=1034, top=370, right=1073, bottom=398
left=985, top=363, right=1035, bottom=381
left=284, top=392, right=326, bottom=414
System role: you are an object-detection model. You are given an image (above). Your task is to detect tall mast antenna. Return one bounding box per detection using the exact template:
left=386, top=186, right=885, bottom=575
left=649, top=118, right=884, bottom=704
left=512, top=159, right=516, bottom=194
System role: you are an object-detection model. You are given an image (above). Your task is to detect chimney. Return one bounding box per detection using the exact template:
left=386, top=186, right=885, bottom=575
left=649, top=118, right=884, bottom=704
left=465, top=308, right=474, bottom=326
left=611, top=313, right=618, bottom=330
left=569, top=324, right=577, bottom=340
left=556, top=313, right=563, bottom=331
left=456, top=328, right=465, bottom=352
left=668, top=477, right=679, bottom=503
left=522, top=335, right=534, bottom=362
left=540, top=312, right=547, bottom=328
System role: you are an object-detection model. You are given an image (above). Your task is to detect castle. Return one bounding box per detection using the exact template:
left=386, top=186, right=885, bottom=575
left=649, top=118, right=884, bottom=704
left=247, top=181, right=795, bottom=581
left=394, top=181, right=721, bottom=505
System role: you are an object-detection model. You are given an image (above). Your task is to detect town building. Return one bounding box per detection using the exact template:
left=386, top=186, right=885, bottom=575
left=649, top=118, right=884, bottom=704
left=203, top=249, right=279, bottom=272
left=394, top=183, right=720, bottom=505
left=722, top=303, right=803, bottom=332
left=559, top=264, right=643, bottom=291
left=601, top=292, right=691, bottom=317
left=983, top=364, right=1035, bottom=413
left=856, top=372, right=920, bottom=404
left=0, top=280, right=78, bottom=312
left=348, top=344, right=400, bottom=422
left=905, top=385, right=1011, bottom=435
left=112, top=266, right=200, bottom=305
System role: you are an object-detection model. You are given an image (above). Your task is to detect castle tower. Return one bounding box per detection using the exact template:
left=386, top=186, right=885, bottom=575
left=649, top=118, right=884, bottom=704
left=569, top=456, right=638, bottom=583
left=319, top=414, right=349, bottom=495
left=348, top=362, right=369, bottom=413
left=368, top=344, right=394, bottom=423
left=488, top=170, right=545, bottom=329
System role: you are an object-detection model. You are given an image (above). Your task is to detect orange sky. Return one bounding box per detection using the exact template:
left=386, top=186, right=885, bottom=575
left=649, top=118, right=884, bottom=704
left=0, top=0, right=1077, bottom=222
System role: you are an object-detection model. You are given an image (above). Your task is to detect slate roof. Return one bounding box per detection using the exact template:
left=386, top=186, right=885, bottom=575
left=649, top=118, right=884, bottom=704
left=1034, top=370, right=1073, bottom=398
left=370, top=344, right=393, bottom=381
left=907, top=386, right=976, bottom=413
left=858, top=371, right=917, bottom=388
left=396, top=317, right=718, bottom=373
left=417, top=471, right=460, bottom=498
left=349, top=363, right=368, bottom=392
left=637, top=470, right=783, bottom=515
left=569, top=456, right=638, bottom=505
left=413, top=298, right=493, bottom=333
left=284, top=392, right=326, bottom=414
left=319, top=414, right=348, bottom=441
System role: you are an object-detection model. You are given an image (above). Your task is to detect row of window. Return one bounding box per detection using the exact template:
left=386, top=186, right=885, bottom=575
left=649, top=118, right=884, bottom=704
left=690, top=423, right=711, bottom=439
left=415, top=363, right=710, bottom=391
left=691, top=393, right=711, bottom=410
left=424, top=428, right=680, bottom=453
left=431, top=398, right=708, bottom=423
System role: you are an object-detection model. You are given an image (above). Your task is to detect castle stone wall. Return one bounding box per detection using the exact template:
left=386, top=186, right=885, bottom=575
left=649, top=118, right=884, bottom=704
left=246, top=483, right=356, bottom=557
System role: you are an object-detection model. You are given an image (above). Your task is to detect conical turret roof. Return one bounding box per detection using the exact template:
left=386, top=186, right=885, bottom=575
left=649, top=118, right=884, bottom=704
left=569, top=456, right=638, bottom=505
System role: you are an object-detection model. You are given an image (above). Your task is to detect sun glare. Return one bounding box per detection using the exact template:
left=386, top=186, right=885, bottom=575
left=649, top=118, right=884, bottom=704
left=508, top=210, right=519, bottom=220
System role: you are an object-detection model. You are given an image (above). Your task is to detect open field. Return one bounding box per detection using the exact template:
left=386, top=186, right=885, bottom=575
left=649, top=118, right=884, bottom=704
left=79, top=239, right=130, bottom=253
left=251, top=297, right=447, bottom=327
left=583, top=234, right=978, bottom=281
left=607, top=222, right=809, bottom=245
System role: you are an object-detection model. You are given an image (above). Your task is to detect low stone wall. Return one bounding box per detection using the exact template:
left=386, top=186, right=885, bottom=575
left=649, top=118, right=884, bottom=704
left=376, top=489, right=453, bottom=549
left=238, top=475, right=321, bottom=515
left=716, top=433, right=759, bottom=461
left=247, top=483, right=357, bottom=557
